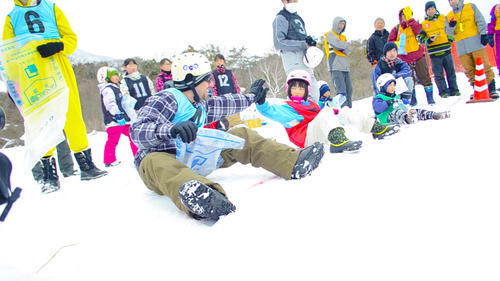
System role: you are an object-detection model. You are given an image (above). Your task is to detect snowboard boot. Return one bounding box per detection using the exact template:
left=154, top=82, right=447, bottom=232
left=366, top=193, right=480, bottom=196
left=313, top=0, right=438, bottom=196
left=328, top=127, right=362, bottom=153
left=489, top=80, right=499, bottom=99
left=405, top=109, right=418, bottom=124
left=74, top=148, right=108, bottom=181
left=424, top=86, right=436, bottom=105
left=39, top=156, right=60, bottom=194
left=432, top=111, right=451, bottom=120
left=371, top=121, right=400, bottom=140
left=290, top=142, right=325, bottom=180
left=178, top=180, right=236, bottom=220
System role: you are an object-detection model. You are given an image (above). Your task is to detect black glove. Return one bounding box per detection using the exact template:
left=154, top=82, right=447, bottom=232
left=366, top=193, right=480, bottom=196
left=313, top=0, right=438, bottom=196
left=386, top=99, right=394, bottom=106
left=305, top=35, right=317, bottom=47
left=37, top=42, right=64, bottom=58
left=171, top=121, right=198, bottom=143
left=0, top=106, right=5, bottom=130
left=489, top=35, right=495, bottom=48
left=448, top=20, right=457, bottom=28
left=480, top=34, right=489, bottom=46
left=215, top=117, right=229, bottom=132
left=249, top=79, right=269, bottom=105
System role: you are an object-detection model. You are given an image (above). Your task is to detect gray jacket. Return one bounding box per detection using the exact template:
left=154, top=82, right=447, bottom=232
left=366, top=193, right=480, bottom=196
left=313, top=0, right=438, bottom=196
left=326, top=17, right=351, bottom=72
left=445, top=0, right=487, bottom=56
left=273, top=11, right=307, bottom=52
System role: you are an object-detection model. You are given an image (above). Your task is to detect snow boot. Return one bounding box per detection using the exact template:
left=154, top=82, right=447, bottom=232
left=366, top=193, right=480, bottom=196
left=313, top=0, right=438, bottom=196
left=405, top=109, right=418, bottom=124
left=410, top=89, right=418, bottom=106
left=424, top=86, right=436, bottom=105
left=0, top=153, right=21, bottom=222
left=290, top=142, right=325, bottom=180
left=432, top=111, right=451, bottom=120
left=62, top=169, right=79, bottom=178
left=489, top=80, right=499, bottom=99
left=39, top=156, right=60, bottom=194
left=105, top=160, right=121, bottom=168
left=74, top=149, right=108, bottom=181
left=328, top=127, right=362, bottom=153
left=178, top=180, right=236, bottom=220
left=371, top=121, right=400, bottom=140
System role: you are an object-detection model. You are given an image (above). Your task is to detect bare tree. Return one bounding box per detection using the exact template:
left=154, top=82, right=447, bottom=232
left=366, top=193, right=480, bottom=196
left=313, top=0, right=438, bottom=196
left=257, top=54, right=286, bottom=99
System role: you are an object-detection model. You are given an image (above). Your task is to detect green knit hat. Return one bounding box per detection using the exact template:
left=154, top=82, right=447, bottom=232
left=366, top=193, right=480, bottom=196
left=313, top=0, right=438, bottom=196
left=106, top=68, right=119, bottom=81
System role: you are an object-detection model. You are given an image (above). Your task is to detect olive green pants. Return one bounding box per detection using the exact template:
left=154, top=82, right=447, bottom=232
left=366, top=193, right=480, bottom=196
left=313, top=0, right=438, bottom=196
left=138, top=127, right=300, bottom=214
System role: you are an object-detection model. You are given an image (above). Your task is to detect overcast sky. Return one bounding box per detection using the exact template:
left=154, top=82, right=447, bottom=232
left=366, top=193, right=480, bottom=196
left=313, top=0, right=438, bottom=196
left=0, top=0, right=495, bottom=60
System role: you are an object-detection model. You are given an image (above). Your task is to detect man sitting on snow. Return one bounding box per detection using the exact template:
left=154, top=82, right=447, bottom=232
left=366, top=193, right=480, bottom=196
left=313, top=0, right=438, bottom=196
left=129, top=52, right=324, bottom=221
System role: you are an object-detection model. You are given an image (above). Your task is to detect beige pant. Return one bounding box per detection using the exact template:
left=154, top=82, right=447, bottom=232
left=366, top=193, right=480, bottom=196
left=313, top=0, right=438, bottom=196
left=459, top=48, right=495, bottom=85
left=138, top=127, right=300, bottom=215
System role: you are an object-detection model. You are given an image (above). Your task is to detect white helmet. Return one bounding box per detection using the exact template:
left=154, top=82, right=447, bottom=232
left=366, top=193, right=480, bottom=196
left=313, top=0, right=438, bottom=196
left=97, top=66, right=109, bottom=83
left=303, top=46, right=324, bottom=68
left=376, top=73, right=396, bottom=92
left=285, top=69, right=312, bottom=94
left=172, top=52, right=212, bottom=91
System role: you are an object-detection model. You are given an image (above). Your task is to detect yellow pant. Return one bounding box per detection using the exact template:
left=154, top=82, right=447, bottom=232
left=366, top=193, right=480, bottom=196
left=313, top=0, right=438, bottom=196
left=44, top=54, right=88, bottom=157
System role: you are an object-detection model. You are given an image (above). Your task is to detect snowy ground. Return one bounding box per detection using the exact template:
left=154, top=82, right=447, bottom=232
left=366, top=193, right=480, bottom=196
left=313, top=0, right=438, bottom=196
left=1, top=72, right=500, bottom=281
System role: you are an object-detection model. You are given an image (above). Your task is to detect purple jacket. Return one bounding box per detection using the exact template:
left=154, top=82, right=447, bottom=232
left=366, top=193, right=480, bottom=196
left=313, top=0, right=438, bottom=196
left=155, top=70, right=173, bottom=92
left=130, top=90, right=256, bottom=168
left=489, top=4, right=500, bottom=35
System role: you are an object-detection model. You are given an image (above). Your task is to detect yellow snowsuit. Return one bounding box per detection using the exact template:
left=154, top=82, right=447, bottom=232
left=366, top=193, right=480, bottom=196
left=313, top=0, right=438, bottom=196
left=2, top=0, right=88, bottom=156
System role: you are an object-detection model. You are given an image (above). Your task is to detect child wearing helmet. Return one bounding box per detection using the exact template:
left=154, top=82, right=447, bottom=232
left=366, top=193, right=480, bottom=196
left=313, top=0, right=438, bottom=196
left=97, top=67, right=138, bottom=167
left=130, top=52, right=325, bottom=221
left=256, top=69, right=363, bottom=153
left=373, top=73, right=450, bottom=125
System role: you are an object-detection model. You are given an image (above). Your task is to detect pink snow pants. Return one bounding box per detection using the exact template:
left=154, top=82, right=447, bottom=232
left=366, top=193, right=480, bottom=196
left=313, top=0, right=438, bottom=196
left=103, top=125, right=138, bottom=165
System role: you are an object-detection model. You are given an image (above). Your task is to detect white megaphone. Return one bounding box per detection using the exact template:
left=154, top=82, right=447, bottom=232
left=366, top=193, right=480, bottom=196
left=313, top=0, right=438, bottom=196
left=303, top=46, right=324, bottom=68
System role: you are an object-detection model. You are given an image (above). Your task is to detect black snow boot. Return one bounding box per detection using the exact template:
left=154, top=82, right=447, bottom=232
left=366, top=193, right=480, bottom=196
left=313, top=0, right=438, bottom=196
left=328, top=127, right=362, bottom=153
left=178, top=180, right=236, bottom=220
left=489, top=80, right=499, bottom=99
left=74, top=149, right=108, bottom=181
left=40, top=156, right=60, bottom=194
left=290, top=142, right=325, bottom=180
left=371, top=120, right=400, bottom=140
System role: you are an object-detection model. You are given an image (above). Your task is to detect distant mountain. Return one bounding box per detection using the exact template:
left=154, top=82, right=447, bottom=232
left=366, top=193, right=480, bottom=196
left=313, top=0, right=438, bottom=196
left=68, top=49, right=117, bottom=64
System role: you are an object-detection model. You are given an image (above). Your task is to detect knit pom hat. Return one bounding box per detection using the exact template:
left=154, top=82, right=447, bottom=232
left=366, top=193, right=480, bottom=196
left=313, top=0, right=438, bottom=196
left=319, top=82, right=331, bottom=98
left=383, top=42, right=398, bottom=56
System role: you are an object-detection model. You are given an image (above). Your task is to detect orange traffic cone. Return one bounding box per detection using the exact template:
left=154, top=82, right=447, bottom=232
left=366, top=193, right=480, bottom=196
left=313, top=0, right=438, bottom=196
left=467, top=56, right=494, bottom=104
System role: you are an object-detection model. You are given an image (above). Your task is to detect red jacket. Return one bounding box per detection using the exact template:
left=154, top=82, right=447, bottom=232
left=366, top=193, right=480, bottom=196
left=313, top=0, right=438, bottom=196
left=284, top=100, right=321, bottom=148
left=388, top=15, right=425, bottom=63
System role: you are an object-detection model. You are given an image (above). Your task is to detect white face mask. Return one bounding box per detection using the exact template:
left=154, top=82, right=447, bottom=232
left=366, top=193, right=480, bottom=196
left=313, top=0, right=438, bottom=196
left=286, top=3, right=298, bottom=14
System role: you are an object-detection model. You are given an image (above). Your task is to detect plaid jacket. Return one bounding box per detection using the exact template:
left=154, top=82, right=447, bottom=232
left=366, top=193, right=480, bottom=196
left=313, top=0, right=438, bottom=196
left=130, top=89, right=256, bottom=168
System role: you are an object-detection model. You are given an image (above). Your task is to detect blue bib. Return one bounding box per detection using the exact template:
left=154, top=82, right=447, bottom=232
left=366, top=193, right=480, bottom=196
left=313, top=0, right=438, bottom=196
left=9, top=0, right=60, bottom=40
left=168, top=88, right=207, bottom=127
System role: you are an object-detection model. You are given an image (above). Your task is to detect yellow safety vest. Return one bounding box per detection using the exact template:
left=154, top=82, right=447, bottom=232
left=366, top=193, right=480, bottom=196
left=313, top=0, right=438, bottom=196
left=396, top=24, right=420, bottom=54
left=324, top=30, right=346, bottom=61
left=422, top=14, right=449, bottom=46
left=495, top=4, right=500, bottom=31
left=447, top=3, right=479, bottom=42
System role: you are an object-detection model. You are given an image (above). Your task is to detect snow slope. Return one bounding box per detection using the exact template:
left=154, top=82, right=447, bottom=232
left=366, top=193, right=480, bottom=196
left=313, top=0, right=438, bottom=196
left=1, top=72, right=499, bottom=281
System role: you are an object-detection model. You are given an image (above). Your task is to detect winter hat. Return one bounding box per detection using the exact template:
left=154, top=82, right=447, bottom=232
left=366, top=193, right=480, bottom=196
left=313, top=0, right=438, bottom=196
left=383, top=42, right=398, bottom=56
left=319, top=83, right=331, bottom=98
left=106, top=68, right=119, bottom=81
left=425, top=1, right=436, bottom=12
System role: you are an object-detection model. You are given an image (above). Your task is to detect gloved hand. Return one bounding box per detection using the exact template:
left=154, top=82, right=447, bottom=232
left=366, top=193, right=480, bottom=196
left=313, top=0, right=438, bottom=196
left=114, top=113, right=127, bottom=125
left=489, top=34, right=495, bottom=47
left=305, top=35, right=317, bottom=47
left=386, top=99, right=394, bottom=106
left=448, top=20, right=457, bottom=28
left=37, top=42, right=64, bottom=58
left=401, top=21, right=408, bottom=29
left=480, top=34, right=489, bottom=46
left=249, top=79, right=269, bottom=105
left=402, top=6, right=413, bottom=21
left=171, top=121, right=198, bottom=143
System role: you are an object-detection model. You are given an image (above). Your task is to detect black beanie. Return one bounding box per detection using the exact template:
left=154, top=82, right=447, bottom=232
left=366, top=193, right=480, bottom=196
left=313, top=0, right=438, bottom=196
left=425, top=1, right=436, bottom=12
left=383, top=42, right=398, bottom=56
